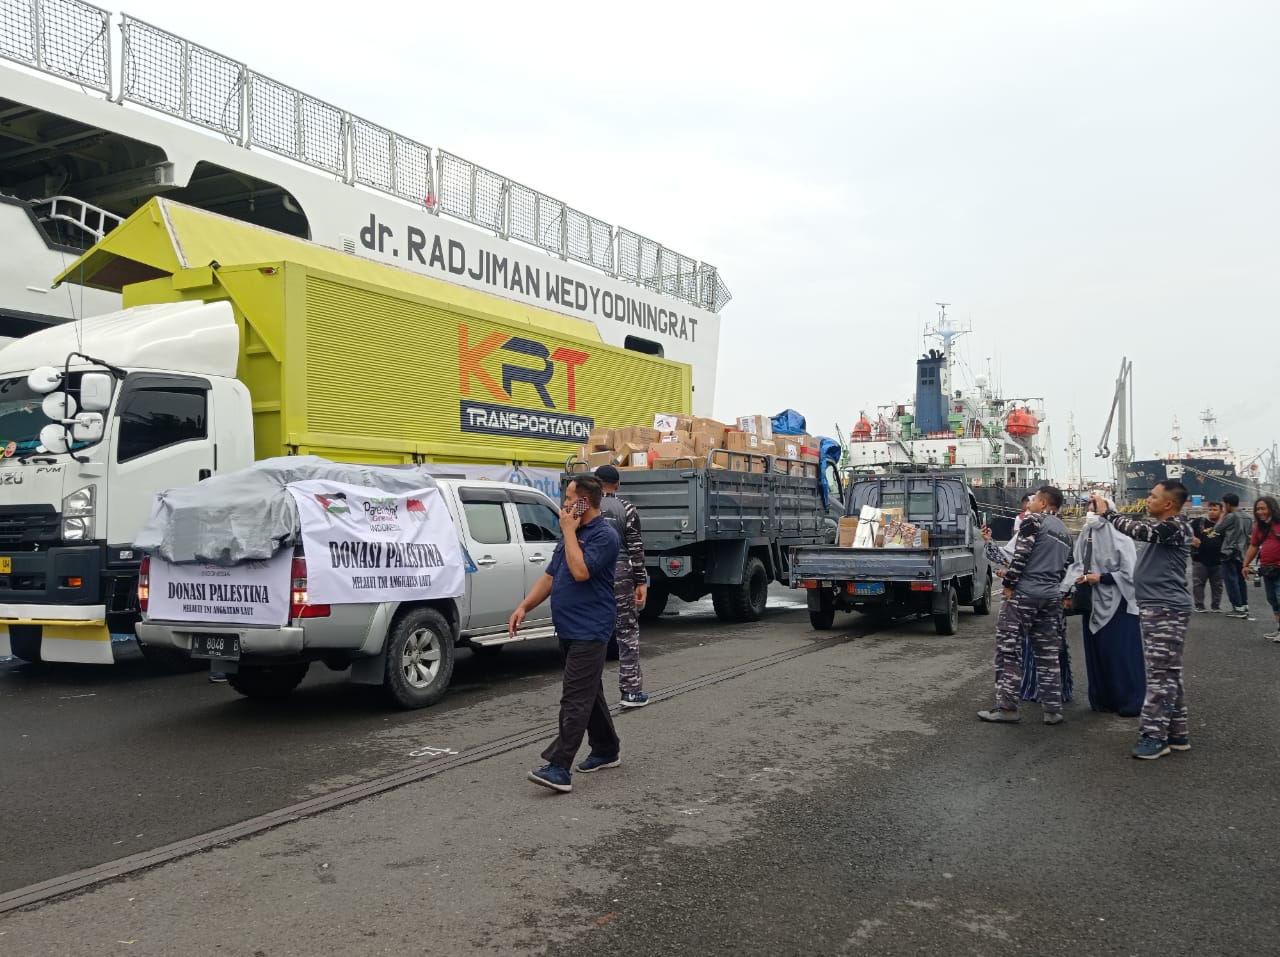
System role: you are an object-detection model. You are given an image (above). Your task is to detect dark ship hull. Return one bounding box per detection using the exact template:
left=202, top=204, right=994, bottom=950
left=972, top=485, right=1040, bottom=540
left=1126, top=458, right=1257, bottom=505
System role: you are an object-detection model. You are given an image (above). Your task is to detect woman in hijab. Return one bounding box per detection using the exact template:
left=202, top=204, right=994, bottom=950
left=1061, top=496, right=1144, bottom=715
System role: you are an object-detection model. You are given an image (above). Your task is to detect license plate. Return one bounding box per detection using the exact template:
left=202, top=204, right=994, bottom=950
left=850, top=582, right=886, bottom=596
left=0, top=557, right=10, bottom=574
left=191, top=633, right=241, bottom=660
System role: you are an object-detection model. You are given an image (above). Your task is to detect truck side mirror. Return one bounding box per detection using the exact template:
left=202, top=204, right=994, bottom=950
left=80, top=372, right=115, bottom=412
left=39, top=423, right=69, bottom=453
left=27, top=366, right=62, bottom=394
left=72, top=413, right=105, bottom=443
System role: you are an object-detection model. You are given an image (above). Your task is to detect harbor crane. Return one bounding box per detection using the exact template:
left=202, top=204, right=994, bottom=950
left=1096, top=357, right=1134, bottom=504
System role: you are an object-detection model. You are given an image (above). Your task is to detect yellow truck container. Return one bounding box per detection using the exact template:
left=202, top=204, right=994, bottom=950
left=57, top=198, right=692, bottom=468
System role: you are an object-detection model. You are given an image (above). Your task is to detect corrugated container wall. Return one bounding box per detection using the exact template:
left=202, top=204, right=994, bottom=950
left=123, top=262, right=692, bottom=467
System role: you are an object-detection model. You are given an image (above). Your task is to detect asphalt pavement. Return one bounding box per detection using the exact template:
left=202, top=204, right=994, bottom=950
left=1, top=591, right=1277, bottom=955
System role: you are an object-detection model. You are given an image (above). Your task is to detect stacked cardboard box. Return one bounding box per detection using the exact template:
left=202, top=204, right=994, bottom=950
left=834, top=507, right=929, bottom=549
left=578, top=413, right=817, bottom=475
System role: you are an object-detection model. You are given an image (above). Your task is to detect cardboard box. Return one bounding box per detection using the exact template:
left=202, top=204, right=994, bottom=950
left=653, top=440, right=694, bottom=460
left=656, top=430, right=692, bottom=446
left=586, top=427, right=616, bottom=450
left=777, top=440, right=800, bottom=460
left=736, top=415, right=773, bottom=440
left=653, top=413, right=680, bottom=433
left=587, top=449, right=619, bottom=469
left=725, top=431, right=760, bottom=452
left=616, top=426, right=661, bottom=448
left=617, top=442, right=650, bottom=465
left=691, top=417, right=728, bottom=442
left=838, top=517, right=860, bottom=547
left=692, top=432, right=718, bottom=457
left=651, top=457, right=696, bottom=470
left=621, top=451, right=650, bottom=469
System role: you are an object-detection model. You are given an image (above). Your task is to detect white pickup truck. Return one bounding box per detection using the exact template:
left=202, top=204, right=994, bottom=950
left=136, top=478, right=565, bottom=708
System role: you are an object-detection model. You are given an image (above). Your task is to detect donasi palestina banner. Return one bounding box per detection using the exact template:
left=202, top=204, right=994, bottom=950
left=288, top=481, right=465, bottom=605
left=148, top=550, right=293, bottom=625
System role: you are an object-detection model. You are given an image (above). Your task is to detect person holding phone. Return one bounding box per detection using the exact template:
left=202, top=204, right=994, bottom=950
left=510, top=475, right=621, bottom=793
left=1091, top=482, right=1195, bottom=760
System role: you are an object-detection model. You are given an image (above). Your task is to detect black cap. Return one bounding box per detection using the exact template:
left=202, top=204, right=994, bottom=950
left=594, top=465, right=621, bottom=484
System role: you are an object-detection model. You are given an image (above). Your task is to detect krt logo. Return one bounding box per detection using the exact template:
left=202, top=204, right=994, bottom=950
left=458, top=325, right=589, bottom=411
left=457, top=325, right=595, bottom=444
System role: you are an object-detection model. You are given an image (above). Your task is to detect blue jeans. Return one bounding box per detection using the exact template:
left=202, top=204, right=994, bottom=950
left=1222, top=558, right=1247, bottom=609
left=1262, top=569, right=1280, bottom=618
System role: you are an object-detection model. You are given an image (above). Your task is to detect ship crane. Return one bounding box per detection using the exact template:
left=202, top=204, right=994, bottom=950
left=1096, top=357, right=1134, bottom=503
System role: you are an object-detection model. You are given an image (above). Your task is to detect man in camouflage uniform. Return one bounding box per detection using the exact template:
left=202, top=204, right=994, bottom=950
left=978, top=486, right=1073, bottom=726
left=595, top=466, right=650, bottom=707
left=1093, top=480, right=1195, bottom=760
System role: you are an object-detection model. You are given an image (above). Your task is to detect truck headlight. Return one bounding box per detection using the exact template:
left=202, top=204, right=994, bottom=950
left=62, top=486, right=96, bottom=541
left=62, top=516, right=93, bottom=541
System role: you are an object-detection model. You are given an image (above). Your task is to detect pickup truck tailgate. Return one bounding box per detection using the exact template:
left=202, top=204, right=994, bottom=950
left=789, top=546, right=936, bottom=582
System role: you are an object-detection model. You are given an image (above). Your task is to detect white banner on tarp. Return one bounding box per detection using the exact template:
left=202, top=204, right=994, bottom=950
left=288, top=481, right=466, bottom=605
left=148, top=550, right=293, bottom=625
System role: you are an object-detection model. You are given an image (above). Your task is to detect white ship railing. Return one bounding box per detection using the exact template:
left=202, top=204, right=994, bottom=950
left=0, top=0, right=732, bottom=313
left=0, top=0, right=111, bottom=92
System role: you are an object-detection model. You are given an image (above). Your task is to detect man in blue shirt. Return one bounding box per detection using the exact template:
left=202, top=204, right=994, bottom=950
left=510, top=474, right=621, bottom=793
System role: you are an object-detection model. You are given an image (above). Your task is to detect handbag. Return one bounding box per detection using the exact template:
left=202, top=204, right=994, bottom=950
left=1065, top=533, right=1094, bottom=617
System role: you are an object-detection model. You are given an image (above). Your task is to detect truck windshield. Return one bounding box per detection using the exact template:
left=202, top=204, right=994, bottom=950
left=0, top=374, right=89, bottom=455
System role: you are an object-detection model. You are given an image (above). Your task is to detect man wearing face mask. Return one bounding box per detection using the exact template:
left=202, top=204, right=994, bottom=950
left=510, top=474, right=621, bottom=793
left=978, top=486, right=1074, bottom=726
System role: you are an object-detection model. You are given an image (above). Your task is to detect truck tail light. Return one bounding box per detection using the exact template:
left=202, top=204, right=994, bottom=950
left=910, top=582, right=934, bottom=591
left=798, top=580, right=818, bottom=589
left=290, top=556, right=330, bottom=621
left=138, top=556, right=150, bottom=612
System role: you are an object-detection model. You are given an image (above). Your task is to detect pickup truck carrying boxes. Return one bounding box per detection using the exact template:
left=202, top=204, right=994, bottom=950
left=789, top=473, right=994, bottom=635
left=568, top=413, right=843, bottom=623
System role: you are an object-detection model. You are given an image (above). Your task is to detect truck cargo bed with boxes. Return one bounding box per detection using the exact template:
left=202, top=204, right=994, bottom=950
left=568, top=413, right=843, bottom=623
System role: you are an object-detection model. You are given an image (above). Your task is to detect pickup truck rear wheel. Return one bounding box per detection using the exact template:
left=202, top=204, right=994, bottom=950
left=809, top=606, right=836, bottom=630
left=934, top=588, right=960, bottom=636
left=382, top=607, right=455, bottom=709
left=972, top=570, right=994, bottom=615
left=712, top=556, right=769, bottom=623
left=227, top=663, right=309, bottom=700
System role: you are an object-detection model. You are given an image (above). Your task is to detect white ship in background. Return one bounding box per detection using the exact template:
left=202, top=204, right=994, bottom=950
left=842, top=304, right=1051, bottom=536
left=0, top=0, right=729, bottom=411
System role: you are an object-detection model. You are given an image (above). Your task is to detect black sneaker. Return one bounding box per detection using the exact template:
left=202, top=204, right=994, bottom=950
left=576, top=753, right=621, bottom=773
left=528, top=764, right=572, bottom=793
left=1133, top=736, right=1170, bottom=760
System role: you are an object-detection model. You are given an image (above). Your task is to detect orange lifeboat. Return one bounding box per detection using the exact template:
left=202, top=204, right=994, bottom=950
left=1007, top=408, right=1040, bottom=438
left=852, top=415, right=872, bottom=442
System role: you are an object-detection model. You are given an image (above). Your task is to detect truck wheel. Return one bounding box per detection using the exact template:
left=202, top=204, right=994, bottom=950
left=8, top=626, right=42, bottom=662
left=972, top=570, right=994, bottom=616
left=638, top=586, right=669, bottom=622
left=382, top=607, right=455, bottom=709
left=227, top=663, right=309, bottom=700
left=713, top=556, right=769, bottom=623
left=934, top=588, right=960, bottom=636
left=809, top=606, right=836, bottom=630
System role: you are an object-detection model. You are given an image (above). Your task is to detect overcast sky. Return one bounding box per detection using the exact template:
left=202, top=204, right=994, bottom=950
left=123, top=0, right=1276, bottom=480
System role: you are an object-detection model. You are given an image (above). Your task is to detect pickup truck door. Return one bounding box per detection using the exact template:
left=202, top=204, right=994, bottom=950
left=456, top=486, right=525, bottom=630
left=510, top=491, right=562, bottom=627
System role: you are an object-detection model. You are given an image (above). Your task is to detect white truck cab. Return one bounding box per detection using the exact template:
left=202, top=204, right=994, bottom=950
left=0, top=301, right=253, bottom=663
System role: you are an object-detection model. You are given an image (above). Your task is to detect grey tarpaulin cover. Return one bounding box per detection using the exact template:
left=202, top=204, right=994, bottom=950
left=134, top=456, right=439, bottom=565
